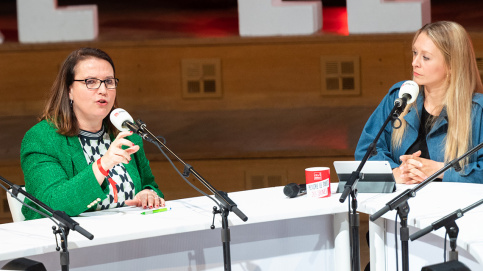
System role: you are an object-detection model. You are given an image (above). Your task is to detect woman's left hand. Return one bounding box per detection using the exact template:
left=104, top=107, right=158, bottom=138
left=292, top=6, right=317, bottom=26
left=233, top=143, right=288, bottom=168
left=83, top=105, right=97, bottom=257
left=399, top=150, right=444, bottom=184
left=125, top=189, right=165, bottom=209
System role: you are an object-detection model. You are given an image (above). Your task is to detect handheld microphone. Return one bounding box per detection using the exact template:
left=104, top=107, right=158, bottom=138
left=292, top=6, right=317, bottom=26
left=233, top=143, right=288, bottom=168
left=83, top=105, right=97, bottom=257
left=110, top=108, right=139, bottom=133
left=394, top=80, right=419, bottom=108
left=283, top=183, right=307, bottom=198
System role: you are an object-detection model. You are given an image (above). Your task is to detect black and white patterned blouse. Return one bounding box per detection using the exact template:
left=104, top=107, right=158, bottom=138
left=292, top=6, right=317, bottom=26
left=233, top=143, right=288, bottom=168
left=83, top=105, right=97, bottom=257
left=78, top=127, right=135, bottom=210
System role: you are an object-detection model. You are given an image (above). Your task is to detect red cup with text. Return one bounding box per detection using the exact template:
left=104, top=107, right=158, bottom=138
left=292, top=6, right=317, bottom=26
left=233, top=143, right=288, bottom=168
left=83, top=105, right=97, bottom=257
left=305, top=167, right=331, bottom=198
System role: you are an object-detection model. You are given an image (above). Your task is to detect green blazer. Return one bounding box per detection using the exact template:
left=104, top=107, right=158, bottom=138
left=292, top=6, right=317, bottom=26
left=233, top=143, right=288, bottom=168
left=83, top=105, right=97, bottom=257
left=20, top=120, right=163, bottom=220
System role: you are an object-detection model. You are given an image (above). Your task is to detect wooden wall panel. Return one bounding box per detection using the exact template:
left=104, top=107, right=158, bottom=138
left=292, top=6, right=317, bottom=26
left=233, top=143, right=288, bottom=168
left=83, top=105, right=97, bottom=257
left=0, top=34, right=421, bottom=117
left=1, top=33, right=482, bottom=223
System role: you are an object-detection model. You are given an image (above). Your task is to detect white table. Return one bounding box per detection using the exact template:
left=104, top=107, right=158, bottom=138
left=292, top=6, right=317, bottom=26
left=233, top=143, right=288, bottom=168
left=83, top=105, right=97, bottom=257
left=361, top=182, right=483, bottom=270
left=0, top=185, right=352, bottom=271
left=1, top=183, right=482, bottom=271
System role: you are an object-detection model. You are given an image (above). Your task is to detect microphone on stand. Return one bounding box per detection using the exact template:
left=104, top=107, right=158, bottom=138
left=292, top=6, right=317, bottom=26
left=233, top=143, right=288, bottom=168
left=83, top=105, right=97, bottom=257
left=109, top=108, right=248, bottom=222
left=340, top=80, right=419, bottom=271
left=394, top=80, right=419, bottom=109
left=283, top=183, right=307, bottom=198
left=110, top=108, right=144, bottom=136
left=392, top=80, right=419, bottom=128
left=108, top=108, right=248, bottom=269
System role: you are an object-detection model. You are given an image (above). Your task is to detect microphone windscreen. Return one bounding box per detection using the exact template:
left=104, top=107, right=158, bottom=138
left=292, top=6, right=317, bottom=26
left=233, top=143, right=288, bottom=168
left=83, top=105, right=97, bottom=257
left=110, top=108, right=134, bottom=132
left=399, top=80, right=419, bottom=104
left=284, top=183, right=300, bottom=198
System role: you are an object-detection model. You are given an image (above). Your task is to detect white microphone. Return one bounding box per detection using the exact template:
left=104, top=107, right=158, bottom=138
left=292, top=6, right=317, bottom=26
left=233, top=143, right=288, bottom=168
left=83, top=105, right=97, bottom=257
left=394, top=80, right=419, bottom=108
left=110, top=108, right=137, bottom=132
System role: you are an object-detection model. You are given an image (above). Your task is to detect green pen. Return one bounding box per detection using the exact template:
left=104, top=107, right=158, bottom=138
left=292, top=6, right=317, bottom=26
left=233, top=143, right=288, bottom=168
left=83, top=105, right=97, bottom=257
left=141, top=207, right=171, bottom=215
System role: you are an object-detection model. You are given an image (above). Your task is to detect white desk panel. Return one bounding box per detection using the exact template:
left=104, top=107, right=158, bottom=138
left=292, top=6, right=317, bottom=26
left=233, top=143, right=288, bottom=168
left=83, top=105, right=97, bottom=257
left=1, top=182, right=482, bottom=270
left=362, top=183, right=483, bottom=270
left=0, top=185, right=351, bottom=271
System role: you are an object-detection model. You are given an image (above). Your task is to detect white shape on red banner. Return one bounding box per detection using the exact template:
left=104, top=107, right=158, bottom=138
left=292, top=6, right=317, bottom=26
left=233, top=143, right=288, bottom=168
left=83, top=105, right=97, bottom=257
left=16, top=0, right=98, bottom=43
left=347, top=0, right=431, bottom=34
left=238, top=0, right=322, bottom=36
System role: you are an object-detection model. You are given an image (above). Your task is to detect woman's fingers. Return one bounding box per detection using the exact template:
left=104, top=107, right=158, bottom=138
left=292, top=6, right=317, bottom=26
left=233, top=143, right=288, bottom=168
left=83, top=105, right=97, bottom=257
left=124, top=199, right=139, bottom=206
left=115, top=131, right=133, bottom=140
left=102, top=132, right=140, bottom=169
left=408, top=168, right=427, bottom=180
left=406, top=158, right=423, bottom=168
left=125, top=190, right=164, bottom=209
left=126, top=145, right=140, bottom=155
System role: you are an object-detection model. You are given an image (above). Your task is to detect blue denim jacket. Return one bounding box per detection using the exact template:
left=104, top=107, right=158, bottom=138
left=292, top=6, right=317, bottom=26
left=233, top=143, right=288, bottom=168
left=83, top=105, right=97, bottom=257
left=355, top=81, right=483, bottom=183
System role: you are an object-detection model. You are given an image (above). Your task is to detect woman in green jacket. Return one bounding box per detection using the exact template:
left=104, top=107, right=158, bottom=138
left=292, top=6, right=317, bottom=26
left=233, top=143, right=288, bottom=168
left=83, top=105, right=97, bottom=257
left=20, top=48, right=164, bottom=220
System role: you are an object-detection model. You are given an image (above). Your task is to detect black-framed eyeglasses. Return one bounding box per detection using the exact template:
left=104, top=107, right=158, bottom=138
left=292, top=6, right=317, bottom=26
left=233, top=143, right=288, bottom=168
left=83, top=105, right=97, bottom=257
left=73, top=78, right=119, bottom=89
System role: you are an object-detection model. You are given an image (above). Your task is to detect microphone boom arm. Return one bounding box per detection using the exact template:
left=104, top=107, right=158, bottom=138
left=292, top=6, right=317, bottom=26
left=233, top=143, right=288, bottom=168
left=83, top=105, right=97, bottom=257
left=370, top=141, right=483, bottom=222
left=132, top=119, right=248, bottom=271
left=410, top=199, right=483, bottom=241
left=0, top=175, right=93, bottom=240
left=340, top=101, right=403, bottom=203
left=135, top=121, right=248, bottom=222
left=340, top=100, right=406, bottom=271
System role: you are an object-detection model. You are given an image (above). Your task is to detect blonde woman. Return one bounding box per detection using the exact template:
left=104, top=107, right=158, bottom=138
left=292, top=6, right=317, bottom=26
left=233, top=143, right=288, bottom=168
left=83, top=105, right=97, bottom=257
left=355, top=21, right=483, bottom=184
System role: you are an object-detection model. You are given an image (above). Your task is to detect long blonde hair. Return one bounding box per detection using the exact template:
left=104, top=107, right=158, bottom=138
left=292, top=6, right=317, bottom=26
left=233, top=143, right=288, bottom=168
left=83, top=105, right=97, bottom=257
left=392, top=21, right=483, bottom=167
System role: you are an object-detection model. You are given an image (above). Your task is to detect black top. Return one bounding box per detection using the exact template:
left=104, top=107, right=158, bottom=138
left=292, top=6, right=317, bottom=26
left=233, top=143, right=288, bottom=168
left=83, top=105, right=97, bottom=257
left=406, top=106, right=432, bottom=159
left=405, top=106, right=442, bottom=181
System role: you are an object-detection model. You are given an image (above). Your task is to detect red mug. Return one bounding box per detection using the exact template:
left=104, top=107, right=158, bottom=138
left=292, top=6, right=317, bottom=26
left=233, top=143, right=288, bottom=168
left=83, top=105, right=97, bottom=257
left=305, top=167, right=331, bottom=198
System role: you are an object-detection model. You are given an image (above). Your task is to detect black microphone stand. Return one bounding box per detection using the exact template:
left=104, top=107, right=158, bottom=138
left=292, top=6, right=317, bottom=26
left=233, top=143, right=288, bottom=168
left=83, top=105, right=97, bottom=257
left=52, top=221, right=70, bottom=271
left=370, top=141, right=483, bottom=271
left=410, top=198, right=483, bottom=262
left=0, top=175, right=94, bottom=271
left=126, top=121, right=248, bottom=271
left=340, top=100, right=405, bottom=271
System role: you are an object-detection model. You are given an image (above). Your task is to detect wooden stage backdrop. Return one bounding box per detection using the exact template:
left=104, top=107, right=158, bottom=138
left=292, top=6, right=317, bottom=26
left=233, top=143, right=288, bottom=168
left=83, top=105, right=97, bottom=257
left=1, top=33, right=483, bottom=223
